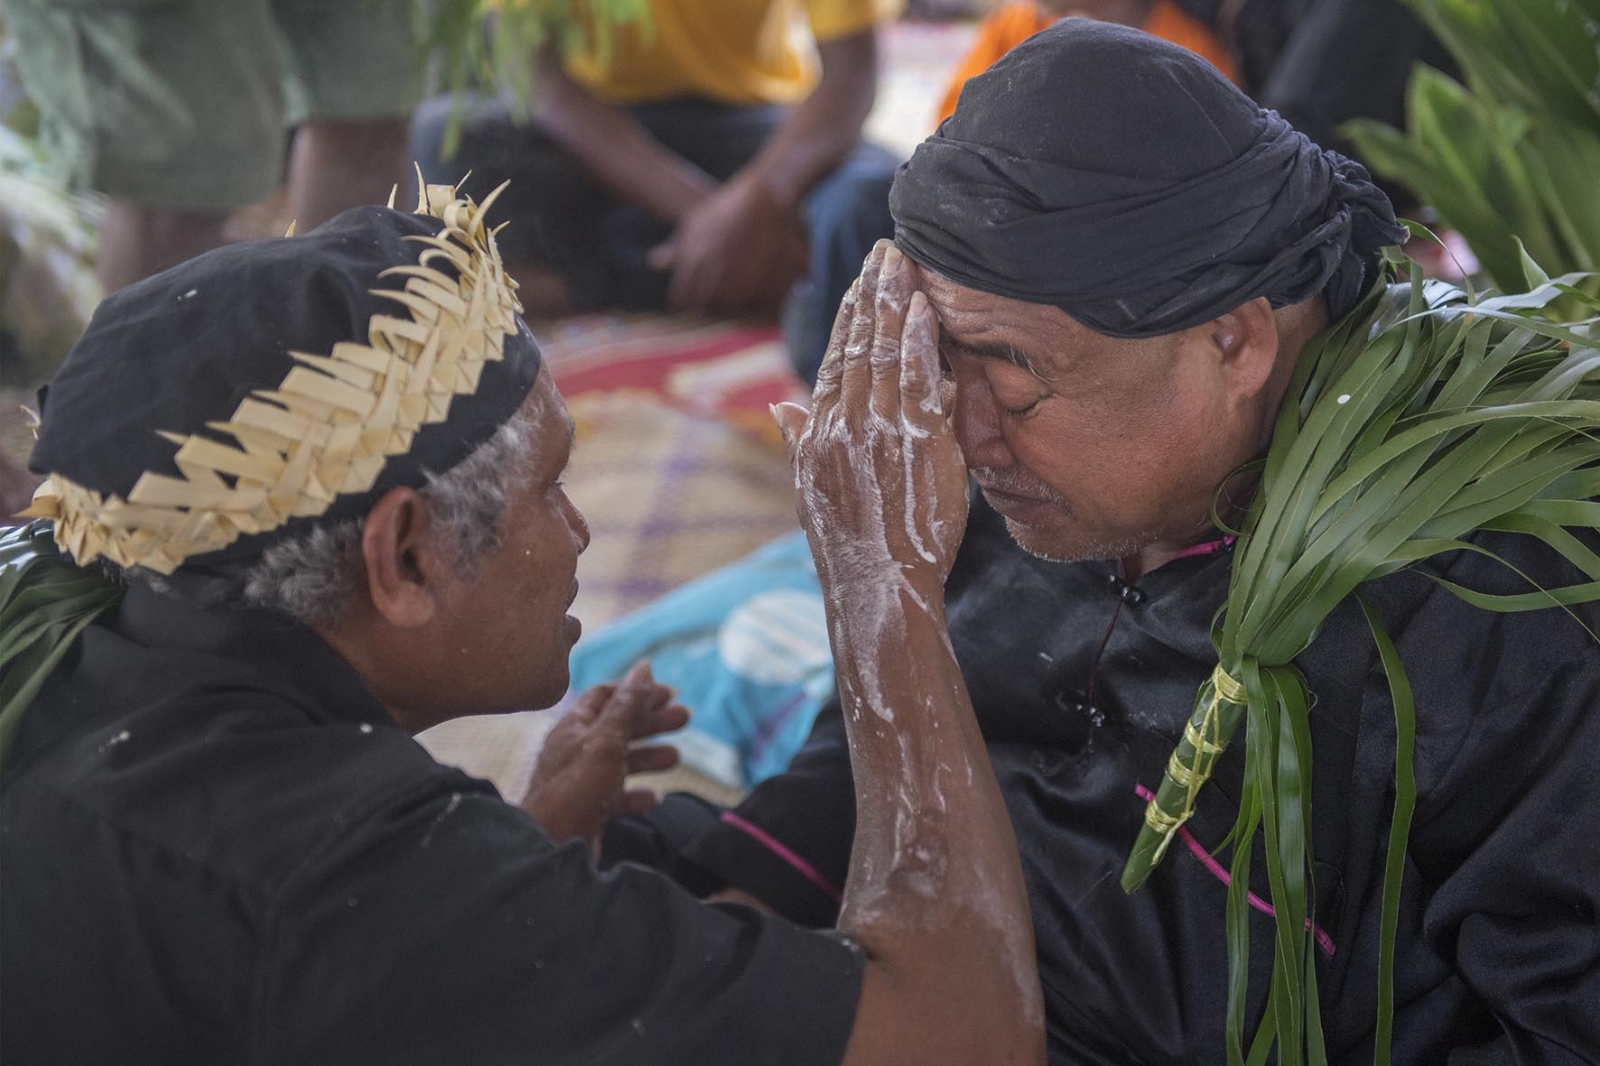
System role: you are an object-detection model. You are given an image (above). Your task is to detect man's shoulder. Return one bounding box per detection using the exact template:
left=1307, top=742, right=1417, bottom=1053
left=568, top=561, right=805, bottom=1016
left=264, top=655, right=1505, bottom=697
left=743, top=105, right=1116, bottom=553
left=1371, top=524, right=1600, bottom=656
left=1306, top=525, right=1600, bottom=801
left=2, top=639, right=496, bottom=900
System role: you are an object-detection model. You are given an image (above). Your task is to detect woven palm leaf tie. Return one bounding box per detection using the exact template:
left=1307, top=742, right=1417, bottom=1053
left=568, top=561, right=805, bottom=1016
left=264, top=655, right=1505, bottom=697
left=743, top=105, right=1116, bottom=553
left=1142, top=663, right=1246, bottom=862
left=19, top=181, right=522, bottom=575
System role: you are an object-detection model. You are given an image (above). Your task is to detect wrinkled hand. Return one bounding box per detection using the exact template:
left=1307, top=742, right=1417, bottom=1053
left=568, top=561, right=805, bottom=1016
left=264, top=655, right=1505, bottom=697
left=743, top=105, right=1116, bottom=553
left=649, top=175, right=808, bottom=317
left=519, top=662, right=688, bottom=857
left=772, top=240, right=969, bottom=595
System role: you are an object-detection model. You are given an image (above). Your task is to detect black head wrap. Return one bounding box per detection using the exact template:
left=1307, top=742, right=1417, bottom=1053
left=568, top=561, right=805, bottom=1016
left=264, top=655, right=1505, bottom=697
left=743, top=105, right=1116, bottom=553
left=890, top=19, right=1407, bottom=334
left=26, top=201, right=543, bottom=577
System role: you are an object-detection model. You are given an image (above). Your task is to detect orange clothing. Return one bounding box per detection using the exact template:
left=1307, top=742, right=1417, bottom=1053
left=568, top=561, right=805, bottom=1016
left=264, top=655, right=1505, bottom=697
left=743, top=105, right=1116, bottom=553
left=935, top=1, right=1238, bottom=125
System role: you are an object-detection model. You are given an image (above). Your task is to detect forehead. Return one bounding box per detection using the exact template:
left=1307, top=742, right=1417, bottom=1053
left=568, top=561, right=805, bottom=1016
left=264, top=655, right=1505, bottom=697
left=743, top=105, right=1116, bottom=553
left=521, top=371, right=574, bottom=465
left=917, top=269, right=1093, bottom=372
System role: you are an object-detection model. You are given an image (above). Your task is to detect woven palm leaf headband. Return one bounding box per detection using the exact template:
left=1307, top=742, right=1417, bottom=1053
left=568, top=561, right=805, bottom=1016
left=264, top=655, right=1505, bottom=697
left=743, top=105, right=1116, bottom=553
left=21, top=182, right=543, bottom=576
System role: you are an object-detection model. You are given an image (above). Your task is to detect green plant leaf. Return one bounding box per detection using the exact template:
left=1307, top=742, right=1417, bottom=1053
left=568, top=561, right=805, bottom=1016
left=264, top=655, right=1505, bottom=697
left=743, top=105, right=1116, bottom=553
left=1357, top=600, right=1417, bottom=1066
left=0, top=523, right=123, bottom=770
left=1125, top=259, right=1600, bottom=1064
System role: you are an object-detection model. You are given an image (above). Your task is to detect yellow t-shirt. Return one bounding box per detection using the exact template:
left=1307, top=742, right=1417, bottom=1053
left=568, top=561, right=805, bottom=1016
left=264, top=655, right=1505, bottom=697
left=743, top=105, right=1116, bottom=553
left=566, top=0, right=892, bottom=106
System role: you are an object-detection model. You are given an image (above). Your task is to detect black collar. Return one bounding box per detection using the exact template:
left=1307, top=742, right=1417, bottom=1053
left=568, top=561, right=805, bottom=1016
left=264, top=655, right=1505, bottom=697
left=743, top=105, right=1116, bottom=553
left=114, top=584, right=393, bottom=731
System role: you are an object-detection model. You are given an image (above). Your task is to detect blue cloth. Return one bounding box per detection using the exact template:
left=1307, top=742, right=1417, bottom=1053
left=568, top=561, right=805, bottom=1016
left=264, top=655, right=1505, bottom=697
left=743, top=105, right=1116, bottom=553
left=564, top=531, right=833, bottom=791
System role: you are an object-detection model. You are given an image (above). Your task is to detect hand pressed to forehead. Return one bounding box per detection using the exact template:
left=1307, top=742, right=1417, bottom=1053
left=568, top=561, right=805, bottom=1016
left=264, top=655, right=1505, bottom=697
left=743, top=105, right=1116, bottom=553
left=773, top=240, right=970, bottom=591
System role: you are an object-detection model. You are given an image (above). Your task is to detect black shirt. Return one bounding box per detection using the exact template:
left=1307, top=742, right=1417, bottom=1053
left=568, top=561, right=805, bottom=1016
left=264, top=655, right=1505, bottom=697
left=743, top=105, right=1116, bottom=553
left=0, top=585, right=862, bottom=1065
left=681, top=496, right=1600, bottom=1064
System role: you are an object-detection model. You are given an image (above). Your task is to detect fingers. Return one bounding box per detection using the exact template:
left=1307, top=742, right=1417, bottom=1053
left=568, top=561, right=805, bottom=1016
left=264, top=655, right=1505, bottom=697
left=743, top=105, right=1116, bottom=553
left=567, top=683, right=617, bottom=723
left=811, top=280, right=855, bottom=409
left=771, top=402, right=809, bottom=467
left=620, top=660, right=654, bottom=691
left=593, top=661, right=663, bottom=736
left=646, top=700, right=690, bottom=737
left=899, top=290, right=945, bottom=433
left=592, top=662, right=688, bottom=739
left=626, top=743, right=680, bottom=775
left=869, top=245, right=916, bottom=425
left=838, top=241, right=889, bottom=417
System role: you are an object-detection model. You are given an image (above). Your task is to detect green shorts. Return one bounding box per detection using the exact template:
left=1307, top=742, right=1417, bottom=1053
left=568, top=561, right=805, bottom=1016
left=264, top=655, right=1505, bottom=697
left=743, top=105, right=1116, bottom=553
left=2, top=0, right=423, bottom=211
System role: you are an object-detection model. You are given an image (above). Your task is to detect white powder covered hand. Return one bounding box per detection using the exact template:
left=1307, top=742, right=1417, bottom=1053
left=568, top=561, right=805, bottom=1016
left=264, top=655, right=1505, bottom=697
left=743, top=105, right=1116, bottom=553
left=773, top=241, right=968, bottom=598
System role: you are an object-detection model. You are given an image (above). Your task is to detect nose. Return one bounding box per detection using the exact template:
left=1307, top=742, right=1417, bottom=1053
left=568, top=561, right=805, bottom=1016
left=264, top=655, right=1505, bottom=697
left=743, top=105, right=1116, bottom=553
left=949, top=367, right=1013, bottom=470
left=565, top=497, right=591, bottom=555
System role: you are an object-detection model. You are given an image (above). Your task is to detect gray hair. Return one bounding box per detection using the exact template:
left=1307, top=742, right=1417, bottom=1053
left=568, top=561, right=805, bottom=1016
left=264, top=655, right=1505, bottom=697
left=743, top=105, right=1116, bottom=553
left=104, top=409, right=539, bottom=622
left=240, top=409, right=538, bottom=623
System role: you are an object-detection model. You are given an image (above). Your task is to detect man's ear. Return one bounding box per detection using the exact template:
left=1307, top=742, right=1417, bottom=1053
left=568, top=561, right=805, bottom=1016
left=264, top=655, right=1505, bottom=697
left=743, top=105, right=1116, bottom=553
left=1208, top=297, right=1281, bottom=404
left=359, top=486, right=449, bottom=629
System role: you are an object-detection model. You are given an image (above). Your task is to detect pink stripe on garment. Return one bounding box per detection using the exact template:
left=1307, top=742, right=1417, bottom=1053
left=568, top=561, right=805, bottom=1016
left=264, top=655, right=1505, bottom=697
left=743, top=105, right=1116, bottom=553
left=1170, top=534, right=1238, bottom=561
left=721, top=812, right=844, bottom=903
left=1134, top=783, right=1336, bottom=957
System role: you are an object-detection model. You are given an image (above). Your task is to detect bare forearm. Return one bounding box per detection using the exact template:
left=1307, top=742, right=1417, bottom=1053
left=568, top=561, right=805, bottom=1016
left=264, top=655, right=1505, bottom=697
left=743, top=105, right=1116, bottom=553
left=831, top=579, right=1043, bottom=1060
left=738, top=30, right=878, bottom=209
left=531, top=64, right=714, bottom=223
left=780, top=247, right=1043, bottom=1065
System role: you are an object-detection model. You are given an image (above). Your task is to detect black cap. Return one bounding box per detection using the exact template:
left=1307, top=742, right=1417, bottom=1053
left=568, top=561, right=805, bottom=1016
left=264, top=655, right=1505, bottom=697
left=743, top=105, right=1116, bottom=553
left=25, top=191, right=542, bottom=575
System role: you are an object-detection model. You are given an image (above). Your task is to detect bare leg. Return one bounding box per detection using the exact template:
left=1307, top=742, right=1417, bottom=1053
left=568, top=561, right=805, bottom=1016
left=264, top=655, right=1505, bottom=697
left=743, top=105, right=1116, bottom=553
left=286, top=116, right=411, bottom=230
left=96, top=203, right=228, bottom=294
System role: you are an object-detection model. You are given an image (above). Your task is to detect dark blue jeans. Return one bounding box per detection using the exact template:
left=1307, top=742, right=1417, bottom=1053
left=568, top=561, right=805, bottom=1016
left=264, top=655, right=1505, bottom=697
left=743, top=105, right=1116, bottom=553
left=411, top=94, right=897, bottom=385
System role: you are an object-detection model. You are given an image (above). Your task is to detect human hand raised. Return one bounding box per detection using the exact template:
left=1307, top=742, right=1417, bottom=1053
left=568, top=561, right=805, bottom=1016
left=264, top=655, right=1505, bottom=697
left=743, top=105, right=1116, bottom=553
left=519, top=662, right=688, bottom=858
left=771, top=241, right=969, bottom=599
left=648, top=174, right=808, bottom=317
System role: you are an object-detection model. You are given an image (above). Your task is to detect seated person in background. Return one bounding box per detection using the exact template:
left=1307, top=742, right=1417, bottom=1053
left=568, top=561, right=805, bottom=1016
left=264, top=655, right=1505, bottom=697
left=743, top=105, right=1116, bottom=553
left=411, top=0, right=900, bottom=385
left=2, top=0, right=418, bottom=293
left=675, top=23, right=1600, bottom=1062
left=935, top=0, right=1236, bottom=124
left=0, top=187, right=1043, bottom=1063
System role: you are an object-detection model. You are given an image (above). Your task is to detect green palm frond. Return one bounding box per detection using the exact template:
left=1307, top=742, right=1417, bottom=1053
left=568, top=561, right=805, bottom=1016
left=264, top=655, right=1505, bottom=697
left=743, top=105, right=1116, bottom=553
left=1121, top=258, right=1600, bottom=1065
left=0, top=522, right=122, bottom=772
left=414, top=0, right=650, bottom=149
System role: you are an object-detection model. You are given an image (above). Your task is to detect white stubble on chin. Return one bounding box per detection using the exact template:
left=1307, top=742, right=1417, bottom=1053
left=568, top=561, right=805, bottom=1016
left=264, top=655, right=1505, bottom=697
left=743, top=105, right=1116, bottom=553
left=1002, top=515, right=1157, bottom=565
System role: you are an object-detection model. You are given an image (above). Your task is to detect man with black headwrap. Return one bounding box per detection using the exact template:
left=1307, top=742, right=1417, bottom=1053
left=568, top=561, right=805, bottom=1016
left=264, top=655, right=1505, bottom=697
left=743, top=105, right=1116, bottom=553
left=0, top=187, right=1047, bottom=1063
left=674, top=21, right=1600, bottom=1063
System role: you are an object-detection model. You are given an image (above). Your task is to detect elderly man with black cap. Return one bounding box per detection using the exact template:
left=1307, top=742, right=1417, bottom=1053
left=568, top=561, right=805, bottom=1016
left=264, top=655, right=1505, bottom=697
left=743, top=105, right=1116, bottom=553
left=0, top=185, right=1047, bottom=1063
left=676, top=20, right=1600, bottom=1064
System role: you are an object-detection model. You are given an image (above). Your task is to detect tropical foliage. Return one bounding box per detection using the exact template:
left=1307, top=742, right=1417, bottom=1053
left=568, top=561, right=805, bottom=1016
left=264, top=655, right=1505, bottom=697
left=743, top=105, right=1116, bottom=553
left=415, top=0, right=649, bottom=112
left=0, top=127, right=102, bottom=388
left=1345, top=0, right=1600, bottom=290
